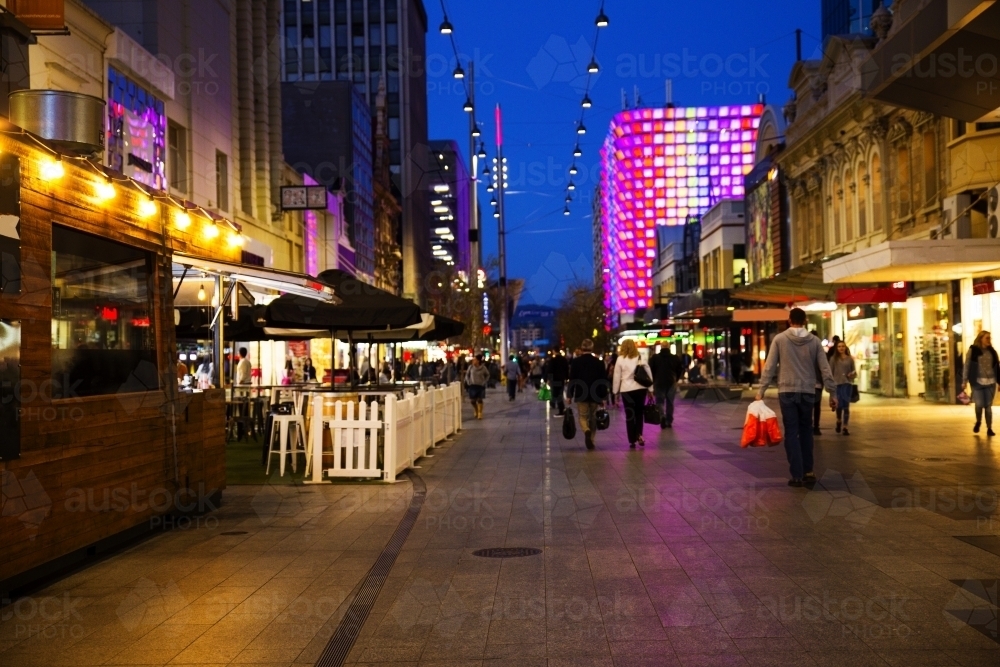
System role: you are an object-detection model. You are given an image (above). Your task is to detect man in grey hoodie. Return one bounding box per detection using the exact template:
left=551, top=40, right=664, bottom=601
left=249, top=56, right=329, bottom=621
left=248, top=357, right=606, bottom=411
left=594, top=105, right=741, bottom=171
left=755, top=308, right=838, bottom=487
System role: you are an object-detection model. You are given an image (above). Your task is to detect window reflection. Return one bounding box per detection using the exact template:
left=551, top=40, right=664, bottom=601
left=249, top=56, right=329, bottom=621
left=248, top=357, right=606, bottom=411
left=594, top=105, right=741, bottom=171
left=51, top=226, right=158, bottom=398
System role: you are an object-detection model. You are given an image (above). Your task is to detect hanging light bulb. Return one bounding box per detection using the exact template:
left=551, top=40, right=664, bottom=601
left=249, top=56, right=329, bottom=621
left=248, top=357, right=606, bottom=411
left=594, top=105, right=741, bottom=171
left=565, top=194, right=573, bottom=203
left=563, top=206, right=571, bottom=216
left=40, top=156, right=65, bottom=181
left=477, top=144, right=487, bottom=159
left=139, top=196, right=157, bottom=218
left=596, top=7, right=609, bottom=27
left=482, top=164, right=490, bottom=176
left=453, top=64, right=465, bottom=79
left=96, top=177, right=116, bottom=201
left=569, top=163, right=578, bottom=176
left=472, top=124, right=481, bottom=137
left=439, top=15, right=453, bottom=34
left=197, top=285, right=206, bottom=302
left=204, top=220, right=220, bottom=240
left=577, top=123, right=587, bottom=135
left=574, top=144, right=583, bottom=157
left=486, top=183, right=494, bottom=193
left=582, top=94, right=592, bottom=109
left=588, top=59, right=600, bottom=74
left=493, top=210, right=500, bottom=218
left=490, top=196, right=497, bottom=206
left=568, top=180, right=576, bottom=191
left=463, top=98, right=474, bottom=113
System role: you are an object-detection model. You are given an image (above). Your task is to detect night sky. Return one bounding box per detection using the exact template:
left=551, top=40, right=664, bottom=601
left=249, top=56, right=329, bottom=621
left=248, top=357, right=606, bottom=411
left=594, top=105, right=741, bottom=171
left=425, top=0, right=821, bottom=306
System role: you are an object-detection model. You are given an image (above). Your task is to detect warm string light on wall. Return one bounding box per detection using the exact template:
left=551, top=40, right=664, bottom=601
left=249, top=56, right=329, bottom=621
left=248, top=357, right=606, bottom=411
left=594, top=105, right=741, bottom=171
left=4, top=127, right=244, bottom=246
left=563, top=1, right=609, bottom=218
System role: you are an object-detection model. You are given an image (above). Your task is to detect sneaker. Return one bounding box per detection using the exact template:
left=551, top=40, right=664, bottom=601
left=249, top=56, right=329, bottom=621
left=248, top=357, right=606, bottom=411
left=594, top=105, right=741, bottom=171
left=585, top=432, right=595, bottom=450
left=989, top=429, right=996, bottom=437
left=842, top=427, right=849, bottom=436
left=974, top=421, right=981, bottom=434
left=835, top=421, right=842, bottom=433
left=788, top=479, right=804, bottom=488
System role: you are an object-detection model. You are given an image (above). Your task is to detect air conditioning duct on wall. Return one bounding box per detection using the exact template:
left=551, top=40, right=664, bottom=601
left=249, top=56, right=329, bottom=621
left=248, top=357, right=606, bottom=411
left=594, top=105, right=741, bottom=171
left=8, top=90, right=105, bottom=156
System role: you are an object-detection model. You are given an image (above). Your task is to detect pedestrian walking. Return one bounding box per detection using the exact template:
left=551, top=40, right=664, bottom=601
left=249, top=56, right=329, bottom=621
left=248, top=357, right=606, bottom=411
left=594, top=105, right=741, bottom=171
left=465, top=355, right=490, bottom=420
left=755, top=308, right=838, bottom=487
left=530, top=357, right=544, bottom=390
left=503, top=355, right=521, bottom=401
left=649, top=344, right=683, bottom=428
left=605, top=353, right=618, bottom=407
left=830, top=341, right=857, bottom=435
left=544, top=349, right=570, bottom=416
left=962, top=330, right=1000, bottom=436
left=612, top=339, right=653, bottom=448
left=567, top=339, right=610, bottom=449
left=811, top=331, right=824, bottom=435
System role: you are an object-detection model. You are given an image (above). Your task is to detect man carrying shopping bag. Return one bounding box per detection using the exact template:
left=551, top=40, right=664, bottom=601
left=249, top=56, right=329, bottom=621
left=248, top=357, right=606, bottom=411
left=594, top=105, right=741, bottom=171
left=755, top=308, right=838, bottom=487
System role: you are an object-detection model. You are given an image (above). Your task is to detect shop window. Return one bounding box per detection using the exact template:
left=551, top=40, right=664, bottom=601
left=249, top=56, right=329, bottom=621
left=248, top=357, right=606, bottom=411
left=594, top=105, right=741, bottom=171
left=871, top=153, right=883, bottom=231
left=51, top=226, right=158, bottom=399
left=168, top=121, right=189, bottom=194
left=923, top=131, right=938, bottom=203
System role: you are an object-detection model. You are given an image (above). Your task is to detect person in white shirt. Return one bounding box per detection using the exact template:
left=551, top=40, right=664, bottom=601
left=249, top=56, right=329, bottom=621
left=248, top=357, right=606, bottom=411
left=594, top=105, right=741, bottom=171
left=236, top=347, right=253, bottom=385
left=612, top=339, right=653, bottom=448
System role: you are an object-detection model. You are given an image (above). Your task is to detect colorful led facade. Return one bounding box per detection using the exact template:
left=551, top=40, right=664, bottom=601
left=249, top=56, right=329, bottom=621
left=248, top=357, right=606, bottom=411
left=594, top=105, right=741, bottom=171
left=600, top=104, right=763, bottom=316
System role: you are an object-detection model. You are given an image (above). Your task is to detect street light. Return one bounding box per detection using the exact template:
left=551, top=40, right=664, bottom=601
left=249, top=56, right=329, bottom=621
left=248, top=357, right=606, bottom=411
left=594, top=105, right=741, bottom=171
left=577, top=123, right=587, bottom=135
left=574, top=144, right=582, bottom=157
left=440, top=15, right=453, bottom=34
left=596, top=7, right=609, bottom=27
left=453, top=64, right=465, bottom=79
left=569, top=163, right=578, bottom=175
left=563, top=206, right=571, bottom=216
left=587, top=59, right=599, bottom=74
left=478, top=143, right=487, bottom=159
left=463, top=98, right=473, bottom=112
left=582, top=94, right=592, bottom=108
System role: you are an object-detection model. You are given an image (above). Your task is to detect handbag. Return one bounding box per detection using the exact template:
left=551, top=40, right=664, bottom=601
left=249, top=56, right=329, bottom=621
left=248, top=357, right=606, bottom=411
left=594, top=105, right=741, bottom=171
left=850, top=385, right=860, bottom=403
left=595, top=408, right=610, bottom=430
left=538, top=382, right=552, bottom=401
left=562, top=408, right=577, bottom=439
left=633, top=363, right=653, bottom=388
left=643, top=397, right=662, bottom=425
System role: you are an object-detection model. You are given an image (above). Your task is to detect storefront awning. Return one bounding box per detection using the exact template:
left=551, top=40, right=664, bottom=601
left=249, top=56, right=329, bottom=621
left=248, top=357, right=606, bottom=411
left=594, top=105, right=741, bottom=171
left=822, top=239, right=1000, bottom=283
left=731, top=258, right=840, bottom=304
left=172, top=253, right=339, bottom=303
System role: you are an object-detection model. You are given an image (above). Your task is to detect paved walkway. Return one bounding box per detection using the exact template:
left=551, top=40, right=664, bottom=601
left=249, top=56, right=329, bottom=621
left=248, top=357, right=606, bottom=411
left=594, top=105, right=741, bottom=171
left=1, top=390, right=998, bottom=666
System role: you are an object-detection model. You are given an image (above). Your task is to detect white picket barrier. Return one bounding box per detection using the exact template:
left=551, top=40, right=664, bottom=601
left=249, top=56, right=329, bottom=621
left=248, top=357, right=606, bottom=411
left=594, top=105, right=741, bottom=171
left=304, top=384, right=464, bottom=484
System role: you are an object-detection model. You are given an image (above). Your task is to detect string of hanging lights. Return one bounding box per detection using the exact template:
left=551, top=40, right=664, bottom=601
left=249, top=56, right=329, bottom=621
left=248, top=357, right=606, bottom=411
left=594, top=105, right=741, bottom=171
left=564, top=1, right=609, bottom=217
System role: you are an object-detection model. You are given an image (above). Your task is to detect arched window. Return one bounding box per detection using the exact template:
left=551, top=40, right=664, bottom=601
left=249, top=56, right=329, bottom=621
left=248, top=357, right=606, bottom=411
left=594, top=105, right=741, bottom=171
left=923, top=131, right=938, bottom=203
left=857, top=162, right=868, bottom=237
left=871, top=153, right=883, bottom=232
left=832, top=176, right=842, bottom=246
left=844, top=168, right=855, bottom=242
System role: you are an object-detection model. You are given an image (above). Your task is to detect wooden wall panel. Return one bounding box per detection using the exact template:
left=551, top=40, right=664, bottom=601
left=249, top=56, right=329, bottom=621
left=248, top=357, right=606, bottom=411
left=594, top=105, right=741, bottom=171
left=0, top=132, right=231, bottom=587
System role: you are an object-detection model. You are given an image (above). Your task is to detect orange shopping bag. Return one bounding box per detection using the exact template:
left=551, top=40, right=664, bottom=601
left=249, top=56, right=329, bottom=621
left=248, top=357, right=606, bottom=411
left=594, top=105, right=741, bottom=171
left=740, top=401, right=783, bottom=447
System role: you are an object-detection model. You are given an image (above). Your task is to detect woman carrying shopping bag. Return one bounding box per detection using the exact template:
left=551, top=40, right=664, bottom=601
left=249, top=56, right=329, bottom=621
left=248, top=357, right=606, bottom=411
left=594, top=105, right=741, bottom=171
left=961, top=331, right=1000, bottom=436
left=613, top=339, right=653, bottom=448
left=830, top=341, right=857, bottom=435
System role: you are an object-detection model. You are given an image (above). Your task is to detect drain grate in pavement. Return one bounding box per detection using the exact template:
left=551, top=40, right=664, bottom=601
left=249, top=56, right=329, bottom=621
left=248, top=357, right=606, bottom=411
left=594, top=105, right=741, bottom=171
left=472, top=547, right=541, bottom=558
left=911, top=457, right=954, bottom=462
left=220, top=531, right=248, bottom=536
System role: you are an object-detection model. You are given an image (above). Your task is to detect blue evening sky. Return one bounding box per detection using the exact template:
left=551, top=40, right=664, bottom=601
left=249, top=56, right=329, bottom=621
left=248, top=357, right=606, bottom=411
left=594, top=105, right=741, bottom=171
left=426, top=0, right=822, bottom=306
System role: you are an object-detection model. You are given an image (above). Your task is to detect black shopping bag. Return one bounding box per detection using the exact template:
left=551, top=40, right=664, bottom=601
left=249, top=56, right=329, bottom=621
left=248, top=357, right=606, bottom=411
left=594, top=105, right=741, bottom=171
left=562, top=408, right=577, bottom=440
left=643, top=397, right=662, bottom=425
left=595, top=408, right=610, bottom=430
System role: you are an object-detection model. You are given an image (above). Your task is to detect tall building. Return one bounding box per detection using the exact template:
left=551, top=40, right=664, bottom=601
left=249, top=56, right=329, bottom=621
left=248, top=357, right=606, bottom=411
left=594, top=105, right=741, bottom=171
left=820, top=0, right=879, bottom=40
left=279, top=0, right=432, bottom=303
left=282, top=81, right=376, bottom=279
left=427, top=140, right=470, bottom=276
left=82, top=0, right=296, bottom=270
left=598, top=104, right=763, bottom=319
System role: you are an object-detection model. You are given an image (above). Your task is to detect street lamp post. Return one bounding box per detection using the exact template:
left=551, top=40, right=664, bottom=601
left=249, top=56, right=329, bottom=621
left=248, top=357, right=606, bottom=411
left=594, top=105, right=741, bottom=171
left=495, top=104, right=509, bottom=362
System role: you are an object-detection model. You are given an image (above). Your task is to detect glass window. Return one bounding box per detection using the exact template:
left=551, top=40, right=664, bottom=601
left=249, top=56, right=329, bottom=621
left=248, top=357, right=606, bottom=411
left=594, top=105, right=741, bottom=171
left=0, top=154, right=20, bottom=296
left=168, top=121, right=188, bottom=194
left=216, top=151, right=229, bottom=212
left=51, top=226, right=157, bottom=399
left=0, top=319, right=19, bottom=460
left=386, top=23, right=398, bottom=46
left=871, top=153, right=883, bottom=231
left=923, top=131, right=937, bottom=202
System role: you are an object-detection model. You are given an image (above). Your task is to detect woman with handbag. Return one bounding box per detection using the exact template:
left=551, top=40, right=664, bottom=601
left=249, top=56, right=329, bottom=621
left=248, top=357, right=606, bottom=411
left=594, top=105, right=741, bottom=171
left=612, top=339, right=653, bottom=448
left=961, top=331, right=1000, bottom=436
left=830, top=341, right=857, bottom=436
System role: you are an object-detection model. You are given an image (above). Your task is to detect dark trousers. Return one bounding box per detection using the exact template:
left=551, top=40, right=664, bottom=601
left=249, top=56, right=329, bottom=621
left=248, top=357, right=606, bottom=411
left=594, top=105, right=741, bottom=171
left=550, top=382, right=565, bottom=414
left=654, top=385, right=677, bottom=425
left=813, top=388, right=823, bottom=429
left=621, top=388, right=648, bottom=444
left=506, top=379, right=518, bottom=400
left=779, top=392, right=816, bottom=480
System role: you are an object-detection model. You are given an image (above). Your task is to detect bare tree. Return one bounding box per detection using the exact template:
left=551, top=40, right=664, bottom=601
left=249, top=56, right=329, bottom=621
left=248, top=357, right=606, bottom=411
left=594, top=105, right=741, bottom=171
left=554, top=281, right=610, bottom=353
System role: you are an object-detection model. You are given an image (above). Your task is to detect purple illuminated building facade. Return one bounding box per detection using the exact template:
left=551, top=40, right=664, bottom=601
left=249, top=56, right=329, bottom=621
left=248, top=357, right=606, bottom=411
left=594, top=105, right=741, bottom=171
left=599, top=104, right=763, bottom=318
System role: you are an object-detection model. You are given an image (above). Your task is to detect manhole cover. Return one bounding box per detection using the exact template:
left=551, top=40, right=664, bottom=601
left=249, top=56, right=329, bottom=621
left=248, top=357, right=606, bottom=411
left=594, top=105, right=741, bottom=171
left=472, top=547, right=542, bottom=558
left=911, top=457, right=954, bottom=462
left=220, top=531, right=248, bottom=536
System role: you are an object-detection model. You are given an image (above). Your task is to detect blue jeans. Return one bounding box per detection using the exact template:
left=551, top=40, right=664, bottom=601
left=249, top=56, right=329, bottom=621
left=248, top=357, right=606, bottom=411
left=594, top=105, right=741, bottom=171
left=779, top=392, right=816, bottom=480
left=835, top=384, right=853, bottom=425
